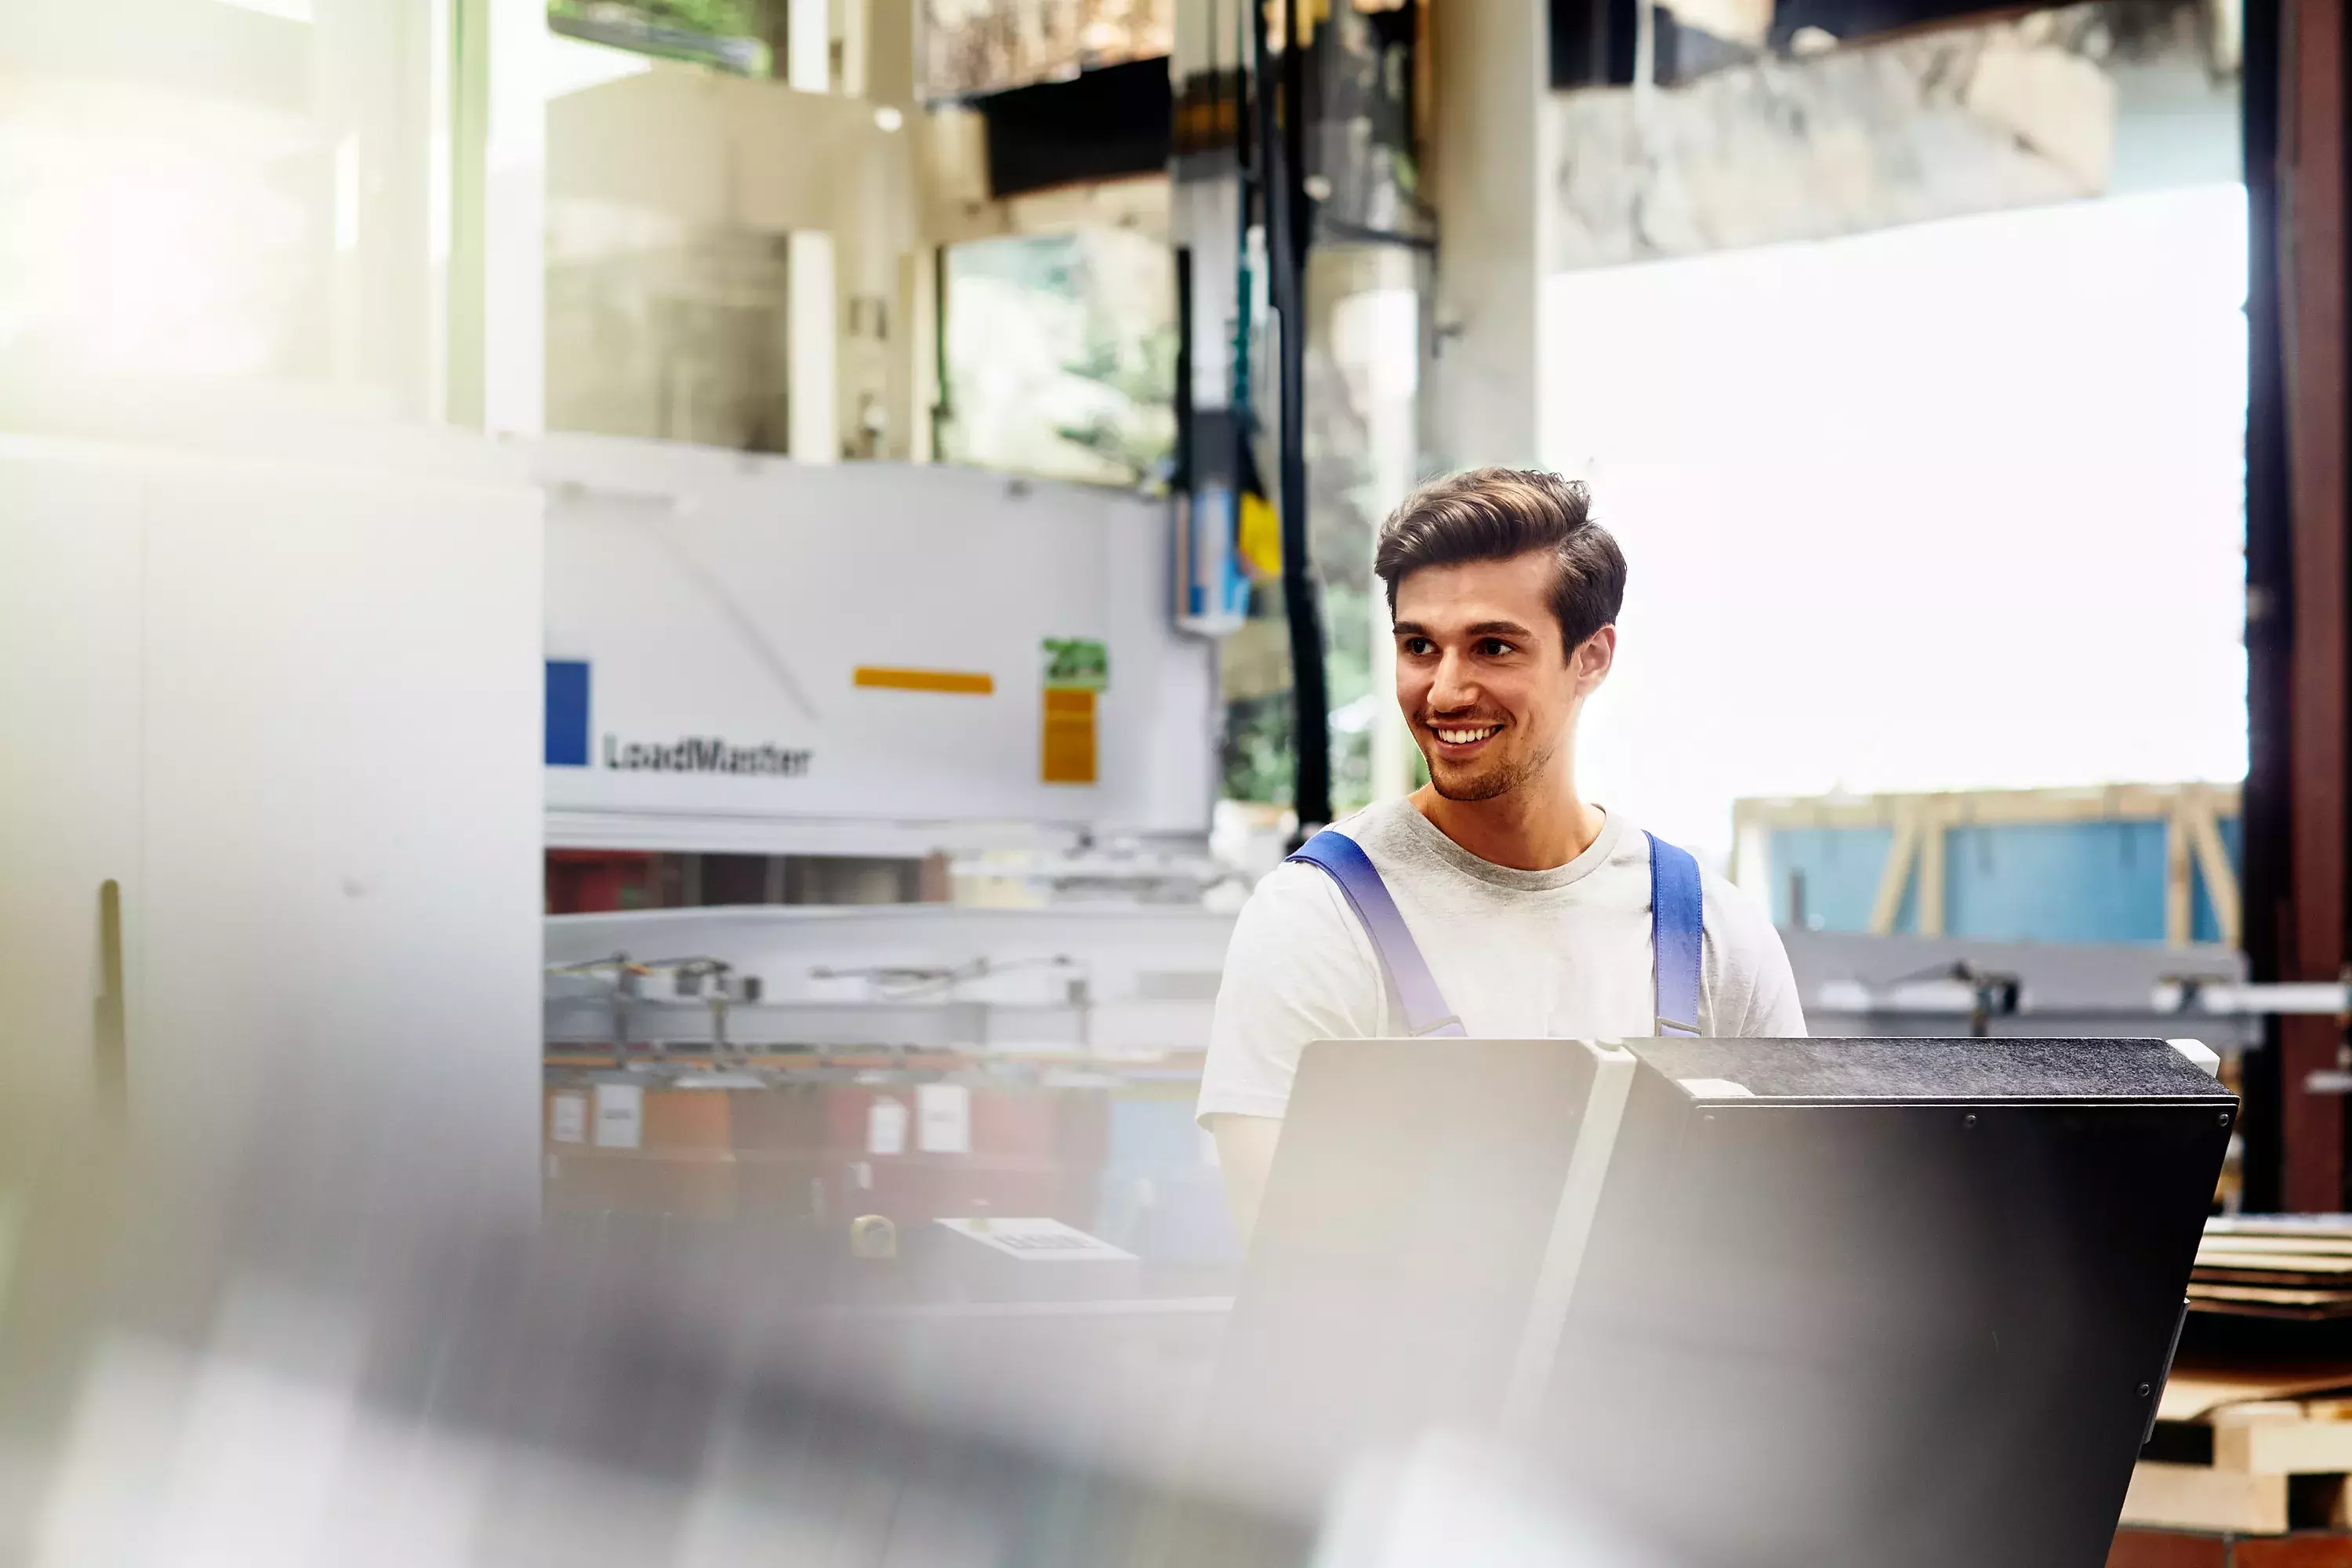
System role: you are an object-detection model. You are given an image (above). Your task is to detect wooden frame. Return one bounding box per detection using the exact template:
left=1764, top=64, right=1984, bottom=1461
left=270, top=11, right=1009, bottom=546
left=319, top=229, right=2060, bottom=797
left=1732, top=783, right=2245, bottom=948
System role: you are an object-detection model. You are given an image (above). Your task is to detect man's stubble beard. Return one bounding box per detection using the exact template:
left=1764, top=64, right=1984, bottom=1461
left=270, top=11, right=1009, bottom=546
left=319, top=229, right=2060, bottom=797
left=1426, top=736, right=1554, bottom=804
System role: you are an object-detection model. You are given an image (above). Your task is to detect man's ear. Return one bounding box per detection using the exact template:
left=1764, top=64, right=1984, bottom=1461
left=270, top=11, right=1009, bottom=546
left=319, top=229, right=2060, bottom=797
left=1574, top=624, right=1617, bottom=695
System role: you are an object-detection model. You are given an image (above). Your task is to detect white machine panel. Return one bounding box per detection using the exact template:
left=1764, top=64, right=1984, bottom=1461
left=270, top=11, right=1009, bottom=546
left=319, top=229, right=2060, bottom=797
left=539, top=436, right=1218, bottom=851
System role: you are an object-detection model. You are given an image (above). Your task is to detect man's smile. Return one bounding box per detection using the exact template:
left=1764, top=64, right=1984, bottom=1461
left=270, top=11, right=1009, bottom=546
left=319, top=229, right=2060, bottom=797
left=1428, top=720, right=1504, bottom=753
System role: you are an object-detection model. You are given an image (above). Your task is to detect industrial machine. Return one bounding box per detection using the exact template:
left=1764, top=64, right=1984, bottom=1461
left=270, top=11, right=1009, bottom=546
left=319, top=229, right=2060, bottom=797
left=1204, top=1033, right=2232, bottom=1566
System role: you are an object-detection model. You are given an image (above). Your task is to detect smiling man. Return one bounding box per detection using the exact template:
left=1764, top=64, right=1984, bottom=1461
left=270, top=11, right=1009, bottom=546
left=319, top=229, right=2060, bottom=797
left=1199, top=467, right=1806, bottom=1236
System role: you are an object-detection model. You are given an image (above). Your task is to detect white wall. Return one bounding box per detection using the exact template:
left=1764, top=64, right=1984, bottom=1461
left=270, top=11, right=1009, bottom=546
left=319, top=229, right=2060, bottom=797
left=1541, top=184, right=2250, bottom=865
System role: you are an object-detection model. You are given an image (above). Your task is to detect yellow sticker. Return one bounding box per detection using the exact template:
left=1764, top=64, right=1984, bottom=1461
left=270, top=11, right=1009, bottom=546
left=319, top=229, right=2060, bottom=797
left=1041, top=688, right=1097, bottom=785
left=1238, top=491, right=1283, bottom=578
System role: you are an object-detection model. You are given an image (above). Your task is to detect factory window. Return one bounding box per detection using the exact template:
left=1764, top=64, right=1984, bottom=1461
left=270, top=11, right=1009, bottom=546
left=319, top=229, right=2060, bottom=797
left=545, top=211, right=796, bottom=453
left=546, top=0, right=867, bottom=93
left=548, top=0, right=774, bottom=74
left=0, top=7, right=354, bottom=392
left=938, top=227, right=1178, bottom=488
left=1548, top=181, right=2249, bottom=866
left=921, top=0, right=1174, bottom=101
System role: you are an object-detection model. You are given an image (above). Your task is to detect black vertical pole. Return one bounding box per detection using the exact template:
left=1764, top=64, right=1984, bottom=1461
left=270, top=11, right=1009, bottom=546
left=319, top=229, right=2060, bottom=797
left=1174, top=245, right=1195, bottom=492
left=2241, top=0, right=2288, bottom=1211
left=1255, top=0, right=1332, bottom=840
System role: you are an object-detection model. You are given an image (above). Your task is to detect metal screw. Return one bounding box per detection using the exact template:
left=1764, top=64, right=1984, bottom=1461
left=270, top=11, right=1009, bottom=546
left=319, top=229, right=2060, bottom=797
left=1965, top=1114, right=1978, bottom=1129
left=2220, top=1112, right=2232, bottom=1127
left=2138, top=1383, right=2152, bottom=1398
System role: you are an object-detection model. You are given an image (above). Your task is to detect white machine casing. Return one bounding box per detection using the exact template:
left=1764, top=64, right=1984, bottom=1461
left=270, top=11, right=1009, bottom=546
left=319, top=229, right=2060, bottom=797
left=539, top=435, right=1219, bottom=858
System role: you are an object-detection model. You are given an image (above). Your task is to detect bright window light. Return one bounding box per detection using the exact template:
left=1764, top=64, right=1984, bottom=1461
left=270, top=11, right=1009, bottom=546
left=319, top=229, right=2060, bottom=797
left=1544, top=185, right=2252, bottom=863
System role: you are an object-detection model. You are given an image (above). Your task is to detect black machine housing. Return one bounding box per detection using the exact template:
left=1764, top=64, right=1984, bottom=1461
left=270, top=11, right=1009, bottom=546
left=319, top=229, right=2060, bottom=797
left=1210, top=1035, right=2232, bottom=1565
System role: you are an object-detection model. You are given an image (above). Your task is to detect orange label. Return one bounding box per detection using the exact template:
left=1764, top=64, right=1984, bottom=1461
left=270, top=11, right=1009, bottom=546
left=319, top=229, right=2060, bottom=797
left=1041, top=688, right=1097, bottom=785
left=854, top=666, right=994, bottom=695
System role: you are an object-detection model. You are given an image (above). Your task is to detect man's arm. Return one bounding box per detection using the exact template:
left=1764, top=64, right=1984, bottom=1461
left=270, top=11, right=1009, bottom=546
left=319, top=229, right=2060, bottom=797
left=1204, top=1112, right=1283, bottom=1243
left=1198, top=862, right=1385, bottom=1240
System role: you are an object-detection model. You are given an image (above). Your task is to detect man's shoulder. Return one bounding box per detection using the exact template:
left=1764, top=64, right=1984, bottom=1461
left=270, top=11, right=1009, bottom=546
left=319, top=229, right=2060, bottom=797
left=1233, top=811, right=1421, bottom=959
left=1323, top=798, right=1424, bottom=858
left=1240, top=854, right=1355, bottom=928
left=1227, top=852, right=1380, bottom=981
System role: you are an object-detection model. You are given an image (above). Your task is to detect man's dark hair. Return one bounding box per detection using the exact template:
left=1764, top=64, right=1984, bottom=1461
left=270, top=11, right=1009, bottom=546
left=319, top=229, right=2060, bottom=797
left=1374, top=467, right=1626, bottom=657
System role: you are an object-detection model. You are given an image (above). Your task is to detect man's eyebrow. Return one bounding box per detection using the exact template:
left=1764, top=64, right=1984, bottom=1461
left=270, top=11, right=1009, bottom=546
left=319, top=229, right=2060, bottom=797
left=1390, top=619, right=1539, bottom=640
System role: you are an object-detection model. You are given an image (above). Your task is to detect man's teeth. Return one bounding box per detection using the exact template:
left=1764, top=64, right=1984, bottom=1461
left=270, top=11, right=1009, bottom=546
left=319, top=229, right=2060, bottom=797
left=1436, top=725, right=1498, bottom=745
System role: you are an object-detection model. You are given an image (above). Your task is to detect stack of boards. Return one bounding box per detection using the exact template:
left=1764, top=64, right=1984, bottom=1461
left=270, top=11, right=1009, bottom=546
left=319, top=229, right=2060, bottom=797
left=2194, top=1218, right=2352, bottom=1319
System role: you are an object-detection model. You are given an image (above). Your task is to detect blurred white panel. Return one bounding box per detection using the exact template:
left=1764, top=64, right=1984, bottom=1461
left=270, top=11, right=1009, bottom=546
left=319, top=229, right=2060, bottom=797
left=31, top=1334, right=197, bottom=1568
left=1543, top=184, right=2250, bottom=863
left=128, top=440, right=542, bottom=1214
left=322, top=1409, right=500, bottom=1568
left=147, top=1286, right=365, bottom=1568
left=1318, top=1428, right=1670, bottom=1568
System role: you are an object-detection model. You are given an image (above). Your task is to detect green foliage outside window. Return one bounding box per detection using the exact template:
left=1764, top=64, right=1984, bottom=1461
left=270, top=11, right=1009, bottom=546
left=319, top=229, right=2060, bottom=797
left=548, top=1, right=770, bottom=73
left=552, top=0, right=759, bottom=34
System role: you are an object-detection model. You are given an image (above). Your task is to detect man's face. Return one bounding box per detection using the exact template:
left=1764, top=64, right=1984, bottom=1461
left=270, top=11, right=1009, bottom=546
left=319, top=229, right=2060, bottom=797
left=1391, top=550, right=1613, bottom=804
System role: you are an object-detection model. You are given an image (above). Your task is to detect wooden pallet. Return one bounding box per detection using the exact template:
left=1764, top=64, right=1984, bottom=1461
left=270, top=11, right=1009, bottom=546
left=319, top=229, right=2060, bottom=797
left=2126, top=1399, right=2352, bottom=1534
left=2194, top=1225, right=2352, bottom=1319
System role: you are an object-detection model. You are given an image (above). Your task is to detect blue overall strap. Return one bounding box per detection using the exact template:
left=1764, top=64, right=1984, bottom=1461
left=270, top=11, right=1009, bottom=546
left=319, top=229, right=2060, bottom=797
left=1646, top=831, right=1704, bottom=1036
left=1287, top=829, right=1466, bottom=1038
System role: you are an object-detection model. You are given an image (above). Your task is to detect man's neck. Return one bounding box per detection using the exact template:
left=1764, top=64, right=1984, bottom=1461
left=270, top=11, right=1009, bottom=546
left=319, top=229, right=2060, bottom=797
left=1409, top=772, right=1606, bottom=873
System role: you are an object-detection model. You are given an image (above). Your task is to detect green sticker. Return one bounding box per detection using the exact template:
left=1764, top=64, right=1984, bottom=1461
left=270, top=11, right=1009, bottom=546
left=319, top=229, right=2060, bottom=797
left=1042, top=637, right=1109, bottom=692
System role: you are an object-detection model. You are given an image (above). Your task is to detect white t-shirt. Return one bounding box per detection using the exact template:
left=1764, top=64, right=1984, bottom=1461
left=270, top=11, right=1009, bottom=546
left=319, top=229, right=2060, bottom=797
left=1197, top=799, right=1808, bottom=1123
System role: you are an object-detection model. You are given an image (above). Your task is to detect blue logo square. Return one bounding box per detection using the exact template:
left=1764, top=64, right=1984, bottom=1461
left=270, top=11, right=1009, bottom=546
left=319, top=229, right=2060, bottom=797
left=546, top=660, right=590, bottom=767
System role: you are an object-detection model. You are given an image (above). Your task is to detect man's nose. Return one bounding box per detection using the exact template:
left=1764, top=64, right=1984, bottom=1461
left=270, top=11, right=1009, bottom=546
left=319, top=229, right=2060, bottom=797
left=1429, top=652, right=1479, bottom=712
